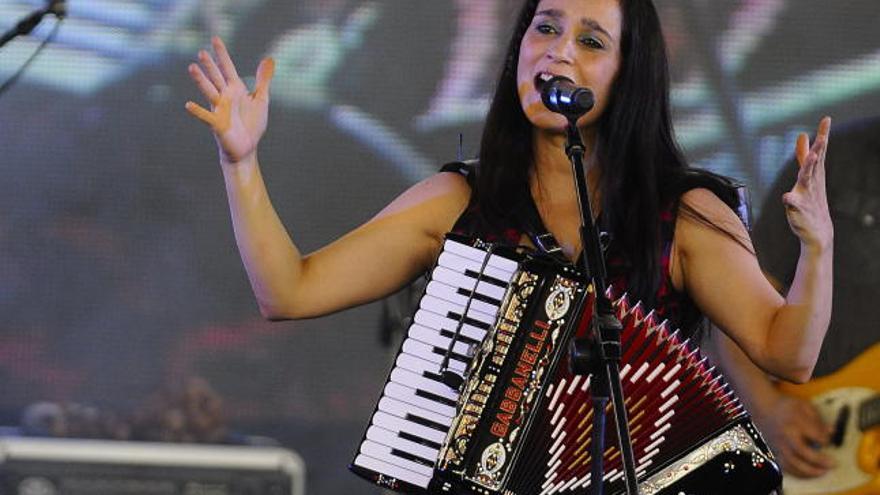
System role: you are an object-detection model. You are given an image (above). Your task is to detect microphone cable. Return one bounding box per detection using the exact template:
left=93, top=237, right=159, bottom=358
left=0, top=13, right=65, bottom=99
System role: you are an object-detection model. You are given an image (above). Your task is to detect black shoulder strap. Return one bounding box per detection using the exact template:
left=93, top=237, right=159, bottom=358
left=439, top=159, right=479, bottom=189
left=516, top=197, right=570, bottom=263
left=439, top=158, right=567, bottom=260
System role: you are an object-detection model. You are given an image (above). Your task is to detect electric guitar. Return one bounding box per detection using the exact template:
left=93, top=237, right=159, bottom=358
left=777, top=343, right=880, bottom=495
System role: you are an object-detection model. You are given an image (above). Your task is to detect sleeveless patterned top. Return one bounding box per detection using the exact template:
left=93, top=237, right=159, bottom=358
left=441, top=161, right=704, bottom=338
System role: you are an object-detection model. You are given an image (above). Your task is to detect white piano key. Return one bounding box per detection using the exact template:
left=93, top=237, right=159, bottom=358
left=421, top=294, right=495, bottom=325
left=366, top=427, right=440, bottom=468
left=378, top=396, right=453, bottom=426
left=390, top=368, right=459, bottom=402
left=437, top=252, right=515, bottom=283
left=426, top=281, right=500, bottom=316
left=361, top=440, right=435, bottom=477
left=353, top=454, right=432, bottom=489
left=384, top=382, right=457, bottom=418
left=401, top=339, right=467, bottom=373
left=442, top=239, right=519, bottom=272
left=431, top=265, right=508, bottom=301
left=373, top=411, right=447, bottom=445
left=413, top=310, right=487, bottom=342
left=407, top=323, right=475, bottom=358
left=352, top=240, right=521, bottom=493
left=396, top=352, right=447, bottom=378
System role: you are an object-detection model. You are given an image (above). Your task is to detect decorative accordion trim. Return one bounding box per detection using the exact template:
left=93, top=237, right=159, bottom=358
left=639, top=422, right=774, bottom=494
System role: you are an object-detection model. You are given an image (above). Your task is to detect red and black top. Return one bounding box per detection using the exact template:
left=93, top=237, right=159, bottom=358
left=441, top=161, right=705, bottom=338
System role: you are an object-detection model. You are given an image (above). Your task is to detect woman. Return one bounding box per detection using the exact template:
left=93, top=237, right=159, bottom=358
left=184, top=0, right=832, bottom=384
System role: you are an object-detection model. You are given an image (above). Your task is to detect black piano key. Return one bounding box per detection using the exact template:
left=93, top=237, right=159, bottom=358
left=391, top=448, right=435, bottom=468
left=399, top=431, right=442, bottom=451
left=455, top=287, right=502, bottom=307
left=446, top=312, right=491, bottom=330
left=405, top=412, right=451, bottom=433
left=430, top=346, right=470, bottom=364
left=415, top=388, right=458, bottom=409
left=438, top=329, right=480, bottom=346
left=464, top=269, right=510, bottom=289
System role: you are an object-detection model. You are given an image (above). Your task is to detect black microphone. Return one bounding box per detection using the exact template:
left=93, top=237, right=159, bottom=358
left=541, top=75, right=595, bottom=120
left=48, top=0, right=67, bottom=19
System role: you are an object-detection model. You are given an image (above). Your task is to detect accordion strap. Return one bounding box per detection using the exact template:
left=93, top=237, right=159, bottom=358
left=516, top=197, right=570, bottom=264
left=439, top=158, right=613, bottom=267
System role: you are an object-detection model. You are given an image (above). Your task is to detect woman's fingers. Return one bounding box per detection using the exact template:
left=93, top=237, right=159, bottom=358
left=793, top=117, right=832, bottom=187
left=796, top=132, right=810, bottom=167
left=212, top=36, right=240, bottom=84
left=198, top=49, right=226, bottom=91
left=812, top=116, right=831, bottom=179
left=188, top=63, right=219, bottom=106
left=783, top=117, right=834, bottom=249
left=792, top=433, right=834, bottom=470
left=779, top=411, right=833, bottom=477
left=795, top=117, right=832, bottom=173
left=794, top=133, right=815, bottom=188
left=254, top=57, right=275, bottom=101
left=184, top=101, right=215, bottom=126
left=783, top=445, right=830, bottom=478
left=814, top=116, right=832, bottom=150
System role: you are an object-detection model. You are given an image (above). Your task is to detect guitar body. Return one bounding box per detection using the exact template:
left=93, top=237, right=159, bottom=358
left=777, top=343, right=880, bottom=495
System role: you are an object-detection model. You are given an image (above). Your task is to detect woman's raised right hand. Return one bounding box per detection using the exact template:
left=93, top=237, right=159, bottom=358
left=185, top=37, right=275, bottom=166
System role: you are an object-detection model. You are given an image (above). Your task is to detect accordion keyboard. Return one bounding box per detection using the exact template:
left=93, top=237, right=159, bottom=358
left=351, top=239, right=520, bottom=491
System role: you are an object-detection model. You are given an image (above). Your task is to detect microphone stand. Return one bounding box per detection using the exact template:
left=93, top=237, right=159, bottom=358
left=560, top=119, right=639, bottom=495
left=0, top=1, right=65, bottom=49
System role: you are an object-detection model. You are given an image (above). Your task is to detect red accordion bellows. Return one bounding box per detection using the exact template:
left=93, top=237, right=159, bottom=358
left=507, top=292, right=747, bottom=494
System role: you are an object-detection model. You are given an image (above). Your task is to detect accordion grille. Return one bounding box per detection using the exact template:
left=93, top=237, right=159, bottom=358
left=503, top=293, right=747, bottom=494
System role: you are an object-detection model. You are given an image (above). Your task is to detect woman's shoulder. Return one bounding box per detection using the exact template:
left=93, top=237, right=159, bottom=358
left=372, top=168, right=473, bottom=232
left=669, top=168, right=751, bottom=228
left=676, top=187, right=753, bottom=252
left=421, top=168, right=473, bottom=202
left=670, top=167, right=744, bottom=210
left=679, top=187, right=732, bottom=212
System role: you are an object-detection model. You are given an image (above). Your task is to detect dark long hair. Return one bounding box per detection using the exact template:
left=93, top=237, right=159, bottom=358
left=475, top=0, right=702, bottom=308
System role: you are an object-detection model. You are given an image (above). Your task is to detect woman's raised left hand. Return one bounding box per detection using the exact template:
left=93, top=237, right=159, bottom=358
left=782, top=117, right=833, bottom=253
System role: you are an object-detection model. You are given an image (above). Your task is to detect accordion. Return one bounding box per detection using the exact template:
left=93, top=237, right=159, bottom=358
left=351, top=235, right=782, bottom=494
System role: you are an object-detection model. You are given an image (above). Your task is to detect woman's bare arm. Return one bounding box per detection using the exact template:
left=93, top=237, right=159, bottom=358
left=186, top=37, right=471, bottom=320
left=674, top=118, right=833, bottom=382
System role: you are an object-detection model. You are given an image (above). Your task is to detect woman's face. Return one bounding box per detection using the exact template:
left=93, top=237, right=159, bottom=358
left=517, top=0, right=623, bottom=132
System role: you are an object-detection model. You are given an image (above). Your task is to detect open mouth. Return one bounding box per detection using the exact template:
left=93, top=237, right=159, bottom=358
left=534, top=72, right=555, bottom=92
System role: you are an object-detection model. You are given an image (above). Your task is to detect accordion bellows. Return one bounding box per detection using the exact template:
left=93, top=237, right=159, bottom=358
left=351, top=235, right=782, bottom=494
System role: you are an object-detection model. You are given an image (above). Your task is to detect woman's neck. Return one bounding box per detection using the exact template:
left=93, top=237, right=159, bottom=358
left=530, top=126, right=601, bottom=210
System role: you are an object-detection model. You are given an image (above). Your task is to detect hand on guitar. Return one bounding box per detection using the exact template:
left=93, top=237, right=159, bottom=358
left=761, top=392, right=836, bottom=478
